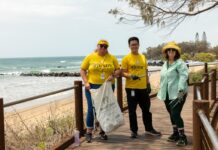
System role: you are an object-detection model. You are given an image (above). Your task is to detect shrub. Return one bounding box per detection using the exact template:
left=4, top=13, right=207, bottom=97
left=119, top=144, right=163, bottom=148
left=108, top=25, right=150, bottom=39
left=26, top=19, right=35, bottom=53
left=194, top=53, right=216, bottom=62
left=181, top=53, right=191, bottom=61
left=189, top=72, right=203, bottom=83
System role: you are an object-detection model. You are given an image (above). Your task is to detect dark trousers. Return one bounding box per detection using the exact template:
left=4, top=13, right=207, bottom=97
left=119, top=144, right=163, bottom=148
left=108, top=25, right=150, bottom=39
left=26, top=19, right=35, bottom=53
left=126, top=88, right=154, bottom=133
left=164, top=92, right=187, bottom=128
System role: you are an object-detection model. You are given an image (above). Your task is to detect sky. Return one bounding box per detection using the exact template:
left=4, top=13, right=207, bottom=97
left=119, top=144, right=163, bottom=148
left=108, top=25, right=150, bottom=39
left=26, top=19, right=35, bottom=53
left=0, top=0, right=218, bottom=58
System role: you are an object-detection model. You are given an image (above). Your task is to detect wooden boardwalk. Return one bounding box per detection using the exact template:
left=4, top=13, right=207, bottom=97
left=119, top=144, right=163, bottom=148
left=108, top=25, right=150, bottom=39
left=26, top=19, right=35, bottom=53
left=70, top=89, right=194, bottom=150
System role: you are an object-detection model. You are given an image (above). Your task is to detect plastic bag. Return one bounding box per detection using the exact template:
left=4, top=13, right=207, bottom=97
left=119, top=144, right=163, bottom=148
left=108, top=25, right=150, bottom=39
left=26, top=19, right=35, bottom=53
left=91, top=82, right=124, bottom=133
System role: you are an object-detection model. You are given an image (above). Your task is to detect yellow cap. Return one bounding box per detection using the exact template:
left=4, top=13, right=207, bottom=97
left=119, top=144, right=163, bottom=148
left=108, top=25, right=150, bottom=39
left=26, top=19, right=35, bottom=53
left=162, top=41, right=181, bottom=54
left=97, top=40, right=109, bottom=46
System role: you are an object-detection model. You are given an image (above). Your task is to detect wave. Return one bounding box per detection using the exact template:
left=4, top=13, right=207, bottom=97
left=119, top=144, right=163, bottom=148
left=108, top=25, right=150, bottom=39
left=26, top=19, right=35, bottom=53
left=70, top=61, right=82, bottom=65
left=0, top=71, right=22, bottom=76
left=60, top=60, right=66, bottom=63
left=66, top=66, right=80, bottom=69
left=41, top=69, right=51, bottom=73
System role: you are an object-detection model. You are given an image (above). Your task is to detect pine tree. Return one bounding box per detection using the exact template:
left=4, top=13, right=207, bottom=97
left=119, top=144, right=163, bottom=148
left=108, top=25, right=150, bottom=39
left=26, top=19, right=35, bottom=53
left=202, top=31, right=207, bottom=42
left=195, top=32, right=199, bottom=42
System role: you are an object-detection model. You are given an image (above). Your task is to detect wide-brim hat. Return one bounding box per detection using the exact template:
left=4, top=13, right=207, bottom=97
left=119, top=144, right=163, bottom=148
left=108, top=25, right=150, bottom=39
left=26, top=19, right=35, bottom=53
left=162, top=41, right=181, bottom=54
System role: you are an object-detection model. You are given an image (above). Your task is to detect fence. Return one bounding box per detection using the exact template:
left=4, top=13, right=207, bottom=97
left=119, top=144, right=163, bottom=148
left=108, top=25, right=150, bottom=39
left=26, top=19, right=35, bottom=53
left=0, top=85, right=76, bottom=150
left=193, top=67, right=218, bottom=150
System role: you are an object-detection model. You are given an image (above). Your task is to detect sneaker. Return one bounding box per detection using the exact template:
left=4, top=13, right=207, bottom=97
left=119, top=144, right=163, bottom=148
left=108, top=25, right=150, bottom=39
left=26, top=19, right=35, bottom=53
left=176, top=135, right=188, bottom=146
left=85, top=133, right=92, bottom=143
left=99, top=131, right=108, bottom=140
left=167, top=132, right=180, bottom=142
left=146, top=129, right=161, bottom=136
left=131, top=132, right=138, bottom=138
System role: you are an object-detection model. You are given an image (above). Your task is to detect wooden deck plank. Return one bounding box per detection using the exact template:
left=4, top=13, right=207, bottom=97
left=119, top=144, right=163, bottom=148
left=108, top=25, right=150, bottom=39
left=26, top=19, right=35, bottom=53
left=70, top=88, right=194, bottom=150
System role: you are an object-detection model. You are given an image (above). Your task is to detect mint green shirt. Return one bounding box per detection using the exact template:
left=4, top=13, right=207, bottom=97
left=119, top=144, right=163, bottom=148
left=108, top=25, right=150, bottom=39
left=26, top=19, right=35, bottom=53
left=157, top=59, right=188, bottom=101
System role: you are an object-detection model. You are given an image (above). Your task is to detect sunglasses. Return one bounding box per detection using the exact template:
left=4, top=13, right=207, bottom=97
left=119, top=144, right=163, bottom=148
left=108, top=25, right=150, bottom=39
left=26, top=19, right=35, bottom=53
left=99, top=44, right=108, bottom=49
left=166, top=49, right=176, bottom=52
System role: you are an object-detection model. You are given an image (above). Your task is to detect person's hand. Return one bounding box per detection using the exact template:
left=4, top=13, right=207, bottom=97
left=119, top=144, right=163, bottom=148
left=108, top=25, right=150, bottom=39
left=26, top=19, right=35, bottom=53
left=178, top=90, right=185, bottom=101
left=130, top=75, right=140, bottom=80
left=169, top=91, right=185, bottom=108
left=147, top=83, right=151, bottom=94
left=106, top=75, right=114, bottom=81
left=85, top=82, right=90, bottom=90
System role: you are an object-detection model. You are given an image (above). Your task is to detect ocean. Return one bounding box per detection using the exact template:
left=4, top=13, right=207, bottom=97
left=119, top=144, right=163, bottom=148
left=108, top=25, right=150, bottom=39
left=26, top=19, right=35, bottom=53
left=0, top=56, right=126, bottom=107
left=0, top=56, right=89, bottom=75
left=0, top=56, right=125, bottom=75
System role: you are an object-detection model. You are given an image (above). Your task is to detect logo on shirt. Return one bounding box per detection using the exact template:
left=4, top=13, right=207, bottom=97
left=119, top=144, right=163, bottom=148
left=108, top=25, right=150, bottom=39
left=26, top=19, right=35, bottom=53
left=130, top=65, right=144, bottom=70
left=94, top=64, right=113, bottom=68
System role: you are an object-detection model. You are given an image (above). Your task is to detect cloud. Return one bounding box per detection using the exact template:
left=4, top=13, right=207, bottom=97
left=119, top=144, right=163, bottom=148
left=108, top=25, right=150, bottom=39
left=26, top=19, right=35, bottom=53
left=0, top=0, right=85, bottom=18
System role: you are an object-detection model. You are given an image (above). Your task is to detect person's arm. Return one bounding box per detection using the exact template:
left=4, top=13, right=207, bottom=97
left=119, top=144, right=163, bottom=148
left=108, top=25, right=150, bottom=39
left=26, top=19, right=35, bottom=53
left=144, top=56, right=150, bottom=84
left=122, top=69, right=131, bottom=78
left=121, top=56, right=131, bottom=78
left=107, top=69, right=121, bottom=81
left=107, top=56, right=121, bottom=81
left=177, top=61, right=189, bottom=92
left=146, top=69, right=150, bottom=84
left=80, top=55, right=90, bottom=89
left=176, top=61, right=188, bottom=102
left=80, top=69, right=90, bottom=90
left=122, top=69, right=140, bottom=80
left=114, top=69, right=121, bottom=77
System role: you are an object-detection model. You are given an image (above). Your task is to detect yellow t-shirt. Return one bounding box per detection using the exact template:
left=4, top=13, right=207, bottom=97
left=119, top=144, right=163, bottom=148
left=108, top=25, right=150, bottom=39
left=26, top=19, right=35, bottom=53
left=81, top=52, right=120, bottom=84
left=122, top=53, right=148, bottom=89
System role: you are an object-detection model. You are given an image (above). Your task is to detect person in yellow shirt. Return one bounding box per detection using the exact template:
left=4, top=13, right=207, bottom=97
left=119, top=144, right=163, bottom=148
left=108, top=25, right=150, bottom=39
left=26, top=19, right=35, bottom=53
left=80, top=40, right=120, bottom=143
left=122, top=37, right=161, bottom=138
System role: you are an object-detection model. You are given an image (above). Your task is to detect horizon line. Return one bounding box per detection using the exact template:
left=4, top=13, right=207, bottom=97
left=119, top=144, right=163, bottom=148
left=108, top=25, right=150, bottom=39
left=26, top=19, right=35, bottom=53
left=0, top=54, right=126, bottom=59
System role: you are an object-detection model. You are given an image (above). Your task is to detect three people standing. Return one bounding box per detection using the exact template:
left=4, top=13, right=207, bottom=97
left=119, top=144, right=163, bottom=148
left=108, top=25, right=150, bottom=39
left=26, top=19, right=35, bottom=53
left=81, top=39, right=188, bottom=147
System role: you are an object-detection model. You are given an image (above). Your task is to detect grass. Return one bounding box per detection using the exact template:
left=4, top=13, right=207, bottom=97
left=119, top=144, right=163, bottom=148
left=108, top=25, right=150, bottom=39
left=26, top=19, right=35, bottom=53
left=189, top=65, right=218, bottom=84
left=5, top=103, right=76, bottom=150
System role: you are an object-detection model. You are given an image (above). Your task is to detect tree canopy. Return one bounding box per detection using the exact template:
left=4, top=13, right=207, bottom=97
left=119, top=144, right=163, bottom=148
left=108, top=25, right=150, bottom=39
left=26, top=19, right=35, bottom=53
left=109, top=0, right=218, bottom=32
left=146, top=41, right=210, bottom=59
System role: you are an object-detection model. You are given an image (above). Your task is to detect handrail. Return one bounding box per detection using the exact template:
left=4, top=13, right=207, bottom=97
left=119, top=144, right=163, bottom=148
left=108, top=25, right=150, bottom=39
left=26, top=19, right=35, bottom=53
left=201, top=76, right=207, bottom=83
left=198, top=110, right=218, bottom=150
left=196, top=87, right=202, bottom=100
left=208, top=71, right=214, bottom=76
left=148, top=69, right=161, bottom=73
left=193, top=63, right=217, bottom=150
left=188, top=62, right=218, bottom=68
left=4, top=86, right=76, bottom=108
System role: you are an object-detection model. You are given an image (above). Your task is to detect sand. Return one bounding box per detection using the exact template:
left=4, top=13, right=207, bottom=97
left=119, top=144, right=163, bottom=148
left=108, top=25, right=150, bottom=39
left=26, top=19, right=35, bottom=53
left=5, top=95, right=88, bottom=128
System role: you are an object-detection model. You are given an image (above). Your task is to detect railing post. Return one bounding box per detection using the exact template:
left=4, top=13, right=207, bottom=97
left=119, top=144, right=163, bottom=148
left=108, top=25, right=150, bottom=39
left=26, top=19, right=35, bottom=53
left=193, top=84, right=197, bottom=100
left=193, top=100, right=209, bottom=150
left=74, top=81, right=84, bottom=136
left=194, top=83, right=204, bottom=100
left=117, top=77, right=123, bottom=111
left=211, top=69, right=216, bottom=101
left=187, top=64, right=190, bottom=85
left=0, top=98, right=5, bottom=150
left=203, top=73, right=209, bottom=100
left=204, top=62, right=208, bottom=73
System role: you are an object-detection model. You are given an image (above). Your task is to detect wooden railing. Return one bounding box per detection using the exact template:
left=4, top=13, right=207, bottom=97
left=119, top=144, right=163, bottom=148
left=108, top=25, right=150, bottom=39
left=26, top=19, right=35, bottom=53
left=0, top=83, right=78, bottom=150
left=193, top=68, right=218, bottom=150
